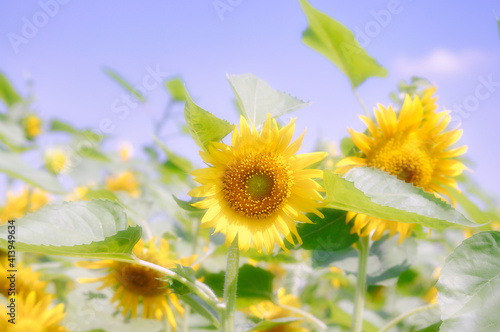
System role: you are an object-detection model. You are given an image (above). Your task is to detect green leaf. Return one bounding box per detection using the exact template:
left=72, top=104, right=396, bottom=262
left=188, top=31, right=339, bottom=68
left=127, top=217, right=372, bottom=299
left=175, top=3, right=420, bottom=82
left=77, top=146, right=110, bottom=162
left=497, top=18, right=500, bottom=39
left=325, top=167, right=484, bottom=229
left=227, top=73, right=310, bottom=126
left=50, top=119, right=79, bottom=134
left=0, top=150, right=64, bottom=193
left=242, top=249, right=298, bottom=264
left=415, top=321, right=442, bottom=332
left=104, top=68, right=145, bottom=102
left=172, top=195, right=203, bottom=213
left=0, top=200, right=140, bottom=261
left=295, top=208, right=358, bottom=252
left=0, top=119, right=28, bottom=150
left=165, top=78, right=186, bottom=101
left=203, top=264, right=274, bottom=305
left=0, top=72, right=22, bottom=107
left=299, top=0, right=388, bottom=88
left=154, top=136, right=191, bottom=173
left=184, top=90, right=234, bottom=152
left=315, top=235, right=416, bottom=285
left=178, top=294, right=219, bottom=328
left=50, top=119, right=103, bottom=143
left=248, top=318, right=301, bottom=331
left=340, top=136, right=355, bottom=157
left=84, top=189, right=121, bottom=203
left=437, top=231, right=500, bottom=332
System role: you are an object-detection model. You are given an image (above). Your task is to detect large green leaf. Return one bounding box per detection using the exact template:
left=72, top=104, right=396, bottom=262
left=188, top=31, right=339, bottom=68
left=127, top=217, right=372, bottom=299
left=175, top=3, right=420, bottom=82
left=325, top=167, right=484, bottom=229
left=299, top=0, right=388, bottom=88
left=295, top=208, right=358, bottom=252
left=165, top=78, right=186, bottom=101
left=0, top=150, right=64, bottom=193
left=0, top=200, right=140, bottom=261
left=437, top=231, right=500, bottom=332
left=184, top=90, right=234, bottom=152
left=0, top=72, right=22, bottom=107
left=203, top=264, right=274, bottom=306
left=104, top=68, right=145, bottom=102
left=227, top=73, right=309, bottom=126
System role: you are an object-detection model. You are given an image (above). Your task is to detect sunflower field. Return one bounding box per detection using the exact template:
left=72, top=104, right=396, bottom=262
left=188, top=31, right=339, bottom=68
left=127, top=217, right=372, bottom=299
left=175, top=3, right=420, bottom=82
left=1, top=1, right=499, bottom=332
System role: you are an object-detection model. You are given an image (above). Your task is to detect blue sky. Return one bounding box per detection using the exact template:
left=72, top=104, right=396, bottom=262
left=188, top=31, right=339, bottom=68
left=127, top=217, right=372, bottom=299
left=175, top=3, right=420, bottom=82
left=1, top=0, right=499, bottom=201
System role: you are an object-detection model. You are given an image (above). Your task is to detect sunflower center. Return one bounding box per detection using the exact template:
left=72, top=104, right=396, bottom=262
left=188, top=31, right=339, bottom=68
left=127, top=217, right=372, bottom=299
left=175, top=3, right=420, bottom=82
left=366, top=133, right=435, bottom=188
left=247, top=173, right=274, bottom=200
left=115, top=263, right=166, bottom=297
left=223, top=152, right=293, bottom=218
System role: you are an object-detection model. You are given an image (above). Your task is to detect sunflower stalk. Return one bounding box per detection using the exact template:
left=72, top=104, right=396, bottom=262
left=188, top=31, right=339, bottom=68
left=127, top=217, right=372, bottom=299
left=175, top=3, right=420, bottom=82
left=351, top=236, right=370, bottom=332
left=220, top=238, right=240, bottom=332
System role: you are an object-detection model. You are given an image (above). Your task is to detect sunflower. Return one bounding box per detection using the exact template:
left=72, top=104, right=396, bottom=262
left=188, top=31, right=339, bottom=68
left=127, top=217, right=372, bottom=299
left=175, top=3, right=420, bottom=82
left=76, top=238, right=197, bottom=331
left=247, top=288, right=308, bottom=332
left=106, top=171, right=140, bottom=197
left=23, top=115, right=42, bottom=139
left=189, top=114, right=327, bottom=253
left=0, top=188, right=50, bottom=224
left=336, top=95, right=467, bottom=242
left=0, top=262, right=48, bottom=300
left=45, top=148, right=68, bottom=174
left=420, top=87, right=437, bottom=115
left=0, top=291, right=69, bottom=332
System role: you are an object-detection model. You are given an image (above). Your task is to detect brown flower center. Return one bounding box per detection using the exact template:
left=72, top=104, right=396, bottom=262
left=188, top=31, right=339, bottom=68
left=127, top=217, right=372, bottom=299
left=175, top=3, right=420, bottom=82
left=115, top=263, right=166, bottom=297
left=223, top=152, right=293, bottom=218
left=366, top=132, right=435, bottom=188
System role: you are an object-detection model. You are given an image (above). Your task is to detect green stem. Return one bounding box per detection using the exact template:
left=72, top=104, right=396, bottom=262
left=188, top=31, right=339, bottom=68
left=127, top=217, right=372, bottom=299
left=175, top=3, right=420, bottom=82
left=353, top=89, right=370, bottom=117
left=378, top=303, right=439, bottom=332
left=351, top=236, right=370, bottom=332
left=220, top=238, right=240, bottom=332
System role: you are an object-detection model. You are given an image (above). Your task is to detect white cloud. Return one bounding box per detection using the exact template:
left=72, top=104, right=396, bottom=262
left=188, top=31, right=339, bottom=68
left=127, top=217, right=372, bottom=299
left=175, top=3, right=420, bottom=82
left=394, top=49, right=492, bottom=78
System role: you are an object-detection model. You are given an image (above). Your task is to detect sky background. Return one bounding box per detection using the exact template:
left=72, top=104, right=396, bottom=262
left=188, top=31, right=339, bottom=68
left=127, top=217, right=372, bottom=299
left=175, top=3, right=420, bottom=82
left=1, top=0, right=499, bottom=201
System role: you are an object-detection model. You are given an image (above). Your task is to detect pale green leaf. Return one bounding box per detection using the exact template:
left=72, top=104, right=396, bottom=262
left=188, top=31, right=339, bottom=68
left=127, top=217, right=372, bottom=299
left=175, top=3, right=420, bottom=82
left=300, top=0, right=388, bottom=88
left=84, top=189, right=121, bottom=203
left=0, top=119, right=28, bottom=150
left=325, top=167, right=484, bottom=229
left=227, top=73, right=309, bottom=126
left=165, top=78, right=186, bottom=101
left=104, top=68, right=145, bottom=102
left=0, top=200, right=140, bottom=261
left=0, top=150, right=64, bottom=193
left=184, top=90, right=233, bottom=152
left=437, top=231, right=500, bottom=332
left=0, top=72, right=22, bottom=107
